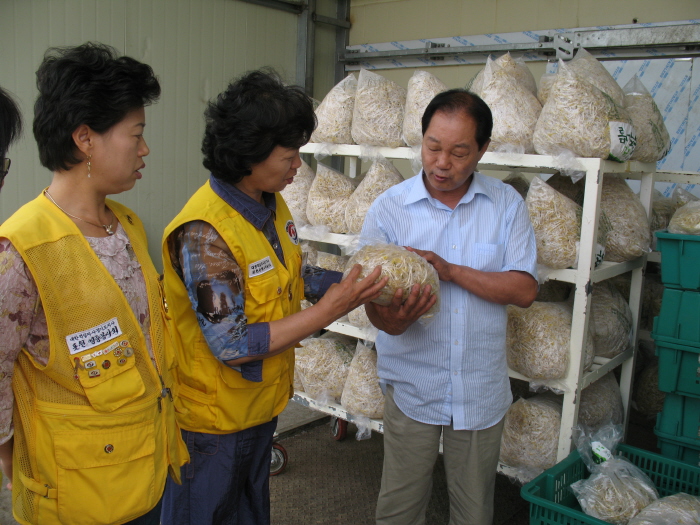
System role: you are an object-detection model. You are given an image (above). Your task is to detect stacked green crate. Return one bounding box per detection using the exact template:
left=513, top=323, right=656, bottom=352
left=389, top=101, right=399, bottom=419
left=652, top=231, right=700, bottom=466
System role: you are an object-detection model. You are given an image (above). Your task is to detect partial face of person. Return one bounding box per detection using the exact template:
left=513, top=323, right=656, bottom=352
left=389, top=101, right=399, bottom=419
left=90, top=107, right=149, bottom=194
left=421, top=110, right=489, bottom=203
left=241, top=145, right=302, bottom=197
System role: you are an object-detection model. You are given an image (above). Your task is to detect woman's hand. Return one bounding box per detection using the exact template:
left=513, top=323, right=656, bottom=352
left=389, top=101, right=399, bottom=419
left=365, top=283, right=436, bottom=336
left=319, top=264, right=388, bottom=319
left=0, top=439, right=13, bottom=490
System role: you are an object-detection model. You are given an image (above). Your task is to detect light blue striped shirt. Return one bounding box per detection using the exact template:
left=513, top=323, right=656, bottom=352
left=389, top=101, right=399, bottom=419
left=361, top=170, right=537, bottom=430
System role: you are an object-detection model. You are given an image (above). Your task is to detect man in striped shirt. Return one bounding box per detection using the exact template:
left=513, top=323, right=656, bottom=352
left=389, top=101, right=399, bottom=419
left=362, top=89, right=538, bottom=525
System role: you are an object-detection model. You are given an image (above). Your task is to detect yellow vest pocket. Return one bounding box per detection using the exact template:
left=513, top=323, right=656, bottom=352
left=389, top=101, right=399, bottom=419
left=54, top=421, right=156, bottom=524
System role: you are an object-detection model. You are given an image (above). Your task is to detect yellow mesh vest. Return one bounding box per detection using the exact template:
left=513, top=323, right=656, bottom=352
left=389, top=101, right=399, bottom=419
left=0, top=193, right=188, bottom=525
left=162, top=181, right=303, bottom=433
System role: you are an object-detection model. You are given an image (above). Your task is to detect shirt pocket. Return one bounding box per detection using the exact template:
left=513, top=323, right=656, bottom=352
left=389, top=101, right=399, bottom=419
left=469, top=242, right=505, bottom=272
left=75, top=342, right=145, bottom=413
left=54, top=421, right=156, bottom=525
left=246, top=272, right=287, bottom=319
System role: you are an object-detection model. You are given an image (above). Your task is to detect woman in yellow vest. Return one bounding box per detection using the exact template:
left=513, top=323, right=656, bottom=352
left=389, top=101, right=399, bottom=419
left=160, top=69, right=388, bottom=525
left=0, top=42, right=187, bottom=525
left=0, top=85, right=22, bottom=192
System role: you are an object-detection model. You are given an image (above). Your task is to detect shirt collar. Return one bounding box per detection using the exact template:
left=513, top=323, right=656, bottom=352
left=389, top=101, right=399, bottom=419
left=404, top=169, right=495, bottom=208
left=209, top=174, right=276, bottom=230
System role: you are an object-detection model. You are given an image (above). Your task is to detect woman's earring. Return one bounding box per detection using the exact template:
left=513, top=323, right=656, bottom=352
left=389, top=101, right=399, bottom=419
left=87, top=154, right=92, bottom=178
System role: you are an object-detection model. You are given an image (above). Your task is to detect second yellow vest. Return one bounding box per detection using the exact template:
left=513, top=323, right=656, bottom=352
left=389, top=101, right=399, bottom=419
left=162, top=181, right=303, bottom=433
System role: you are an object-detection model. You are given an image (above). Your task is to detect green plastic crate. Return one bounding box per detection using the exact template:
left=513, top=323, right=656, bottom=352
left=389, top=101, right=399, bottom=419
left=651, top=335, right=700, bottom=398
left=653, top=288, right=700, bottom=346
left=520, top=443, right=700, bottom=525
left=656, top=392, right=700, bottom=442
left=655, top=230, right=700, bottom=291
left=655, top=429, right=700, bottom=467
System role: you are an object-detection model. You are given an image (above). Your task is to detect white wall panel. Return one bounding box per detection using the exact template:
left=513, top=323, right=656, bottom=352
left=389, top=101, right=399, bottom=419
left=1, top=0, right=312, bottom=267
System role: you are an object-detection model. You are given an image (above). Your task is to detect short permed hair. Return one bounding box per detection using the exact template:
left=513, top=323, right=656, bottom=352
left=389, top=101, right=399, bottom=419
left=33, top=42, right=161, bottom=171
left=421, top=89, right=492, bottom=151
left=202, top=68, right=316, bottom=184
left=0, top=86, right=22, bottom=158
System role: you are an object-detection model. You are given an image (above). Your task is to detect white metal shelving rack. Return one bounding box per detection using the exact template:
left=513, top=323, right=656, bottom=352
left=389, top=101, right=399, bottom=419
left=296, top=143, right=657, bottom=467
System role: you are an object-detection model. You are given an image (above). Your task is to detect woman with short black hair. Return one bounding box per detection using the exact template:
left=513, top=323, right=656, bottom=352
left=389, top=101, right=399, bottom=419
left=161, top=68, right=387, bottom=525
left=0, top=42, right=188, bottom=525
left=0, top=85, right=22, bottom=190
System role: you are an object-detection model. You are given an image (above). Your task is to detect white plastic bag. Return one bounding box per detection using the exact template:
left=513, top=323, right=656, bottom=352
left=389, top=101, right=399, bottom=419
left=590, top=281, right=632, bottom=359
left=668, top=201, right=700, bottom=235
left=351, top=69, right=407, bottom=147
left=306, top=163, right=355, bottom=233
left=601, top=175, right=651, bottom=261
left=571, top=424, right=658, bottom=525
left=506, top=301, right=595, bottom=380
left=345, top=158, right=404, bottom=234
left=628, top=493, right=700, bottom=525
left=344, top=242, right=440, bottom=321
left=499, top=394, right=562, bottom=475
left=623, top=75, right=670, bottom=163
left=402, top=70, right=447, bottom=146
left=311, top=74, right=357, bottom=144
left=526, top=176, right=582, bottom=269
left=468, top=52, right=538, bottom=98
left=280, top=159, right=315, bottom=225
left=533, top=60, right=636, bottom=162
left=316, top=251, right=350, bottom=273
left=295, top=334, right=356, bottom=402
left=481, top=57, right=542, bottom=154
left=568, top=48, right=625, bottom=107
left=341, top=341, right=384, bottom=419
left=578, top=373, right=624, bottom=430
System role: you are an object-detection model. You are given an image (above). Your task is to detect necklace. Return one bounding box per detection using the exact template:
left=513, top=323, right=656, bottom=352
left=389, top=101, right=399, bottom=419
left=44, top=189, right=115, bottom=235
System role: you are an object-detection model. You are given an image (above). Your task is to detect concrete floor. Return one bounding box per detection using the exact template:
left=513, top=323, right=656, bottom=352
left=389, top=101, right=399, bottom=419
left=0, top=403, right=659, bottom=525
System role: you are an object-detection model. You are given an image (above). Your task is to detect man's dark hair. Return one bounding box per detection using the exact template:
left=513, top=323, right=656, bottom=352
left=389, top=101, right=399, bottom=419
left=0, top=86, right=22, bottom=159
left=422, top=89, right=492, bottom=150
left=33, top=42, right=161, bottom=171
left=202, top=68, right=316, bottom=184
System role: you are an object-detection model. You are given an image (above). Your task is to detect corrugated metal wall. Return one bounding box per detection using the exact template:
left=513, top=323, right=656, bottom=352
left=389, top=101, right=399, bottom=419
left=1, top=0, right=335, bottom=265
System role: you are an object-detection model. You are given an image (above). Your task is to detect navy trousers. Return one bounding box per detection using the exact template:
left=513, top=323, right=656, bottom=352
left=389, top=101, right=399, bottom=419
left=161, top=418, right=277, bottom=525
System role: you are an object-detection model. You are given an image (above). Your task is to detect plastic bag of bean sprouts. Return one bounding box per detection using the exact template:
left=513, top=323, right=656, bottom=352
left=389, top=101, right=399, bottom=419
left=343, top=242, right=440, bottom=322
left=533, top=60, right=636, bottom=162
left=506, top=301, right=595, bottom=381
left=348, top=304, right=372, bottom=328
left=480, top=57, right=542, bottom=154
left=628, top=493, right=700, bottom=525
left=280, top=159, right=315, bottom=225
left=571, top=424, right=658, bottom=525
left=341, top=341, right=384, bottom=419
left=403, top=70, right=448, bottom=146
left=467, top=52, right=538, bottom=97
left=499, top=393, right=562, bottom=479
left=578, top=373, right=624, bottom=430
left=568, top=48, right=625, bottom=107
left=672, top=185, right=699, bottom=210
left=311, top=74, right=357, bottom=144
left=537, top=71, right=557, bottom=106
left=503, top=172, right=530, bottom=200
left=316, top=251, right=350, bottom=273
left=306, top=163, right=355, bottom=233
left=295, top=334, right=356, bottom=402
left=351, top=69, right=407, bottom=148
left=526, top=176, right=583, bottom=269
left=345, top=158, right=404, bottom=234
left=668, top=201, right=700, bottom=235
left=650, top=189, right=675, bottom=234
left=633, top=357, right=665, bottom=420
left=624, top=76, right=671, bottom=163
left=546, top=172, right=585, bottom=204
left=590, top=281, right=633, bottom=359
left=601, top=175, right=651, bottom=261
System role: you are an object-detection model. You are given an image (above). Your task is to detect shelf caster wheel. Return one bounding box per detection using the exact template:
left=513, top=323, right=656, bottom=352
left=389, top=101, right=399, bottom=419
left=270, top=442, right=288, bottom=476
left=330, top=417, right=348, bottom=441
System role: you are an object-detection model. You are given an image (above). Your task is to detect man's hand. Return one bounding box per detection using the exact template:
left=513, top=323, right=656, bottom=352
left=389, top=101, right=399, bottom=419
left=405, top=247, right=453, bottom=282
left=365, top=283, right=436, bottom=336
